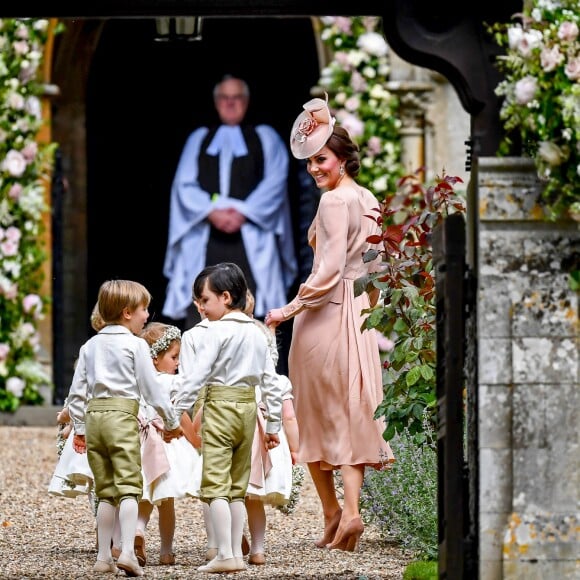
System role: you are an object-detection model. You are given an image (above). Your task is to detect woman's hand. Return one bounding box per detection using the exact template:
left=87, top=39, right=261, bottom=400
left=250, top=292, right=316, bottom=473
left=264, top=308, right=284, bottom=328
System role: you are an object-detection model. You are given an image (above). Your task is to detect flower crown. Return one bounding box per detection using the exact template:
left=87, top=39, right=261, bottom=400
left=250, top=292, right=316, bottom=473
left=150, top=325, right=181, bottom=358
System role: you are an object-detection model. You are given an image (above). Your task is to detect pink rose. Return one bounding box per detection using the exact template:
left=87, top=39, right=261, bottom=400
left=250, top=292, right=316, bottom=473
left=8, top=183, right=22, bottom=200
left=564, top=56, right=580, bottom=81
left=3, top=150, right=27, bottom=177
left=514, top=76, right=538, bottom=104
left=0, top=343, right=10, bottom=361
left=21, top=141, right=37, bottom=163
left=540, top=46, right=564, bottom=72
left=1, top=239, right=19, bottom=257
left=558, top=21, right=579, bottom=42
left=23, top=294, right=43, bottom=316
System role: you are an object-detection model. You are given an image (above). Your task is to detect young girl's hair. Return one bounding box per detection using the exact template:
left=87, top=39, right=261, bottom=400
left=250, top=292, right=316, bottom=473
left=140, top=322, right=181, bottom=358
left=193, top=262, right=247, bottom=311
left=244, top=289, right=255, bottom=317
left=97, top=279, right=151, bottom=324
left=90, top=302, right=106, bottom=332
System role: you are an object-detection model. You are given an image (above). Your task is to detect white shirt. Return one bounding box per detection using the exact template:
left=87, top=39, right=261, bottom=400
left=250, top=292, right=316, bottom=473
left=67, top=325, right=180, bottom=435
left=175, top=312, right=283, bottom=433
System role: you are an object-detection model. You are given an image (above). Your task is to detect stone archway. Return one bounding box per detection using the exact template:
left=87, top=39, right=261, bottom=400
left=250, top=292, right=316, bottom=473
left=49, top=16, right=322, bottom=394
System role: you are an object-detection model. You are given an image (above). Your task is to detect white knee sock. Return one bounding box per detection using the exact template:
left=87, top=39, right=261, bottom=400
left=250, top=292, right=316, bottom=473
left=118, top=497, right=138, bottom=558
left=112, top=507, right=121, bottom=550
left=230, top=500, right=247, bottom=558
left=209, top=498, right=233, bottom=560
left=203, top=502, right=217, bottom=549
left=96, top=501, right=116, bottom=562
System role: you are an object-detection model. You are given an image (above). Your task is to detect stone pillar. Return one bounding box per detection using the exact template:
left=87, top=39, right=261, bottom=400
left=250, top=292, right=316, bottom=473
left=476, top=157, right=579, bottom=579
left=386, top=81, right=432, bottom=181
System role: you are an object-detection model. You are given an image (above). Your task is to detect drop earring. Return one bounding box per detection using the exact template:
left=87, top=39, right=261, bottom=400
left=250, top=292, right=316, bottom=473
left=339, top=165, right=345, bottom=176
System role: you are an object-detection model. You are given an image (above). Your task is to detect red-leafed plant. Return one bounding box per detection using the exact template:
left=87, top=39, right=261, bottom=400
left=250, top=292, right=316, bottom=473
left=355, top=170, right=466, bottom=444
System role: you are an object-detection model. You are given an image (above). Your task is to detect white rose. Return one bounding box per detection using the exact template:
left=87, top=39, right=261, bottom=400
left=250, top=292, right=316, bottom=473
left=6, top=376, right=25, bottom=398
left=3, top=150, right=27, bottom=177
left=362, top=66, right=376, bottom=79
left=538, top=141, right=565, bottom=166
left=7, top=92, right=25, bottom=110
left=507, top=26, right=523, bottom=50
left=357, top=32, right=388, bottom=57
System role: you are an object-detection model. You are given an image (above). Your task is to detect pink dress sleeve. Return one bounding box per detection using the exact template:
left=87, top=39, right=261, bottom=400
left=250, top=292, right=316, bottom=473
left=282, top=192, right=348, bottom=319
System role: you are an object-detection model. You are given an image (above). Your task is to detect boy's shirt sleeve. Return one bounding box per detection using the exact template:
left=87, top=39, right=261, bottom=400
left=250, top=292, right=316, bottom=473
left=67, top=344, right=89, bottom=436
left=260, top=344, right=283, bottom=434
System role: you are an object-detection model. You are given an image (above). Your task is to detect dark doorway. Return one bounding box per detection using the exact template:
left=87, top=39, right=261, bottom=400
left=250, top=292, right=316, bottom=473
left=86, top=16, right=320, bottom=327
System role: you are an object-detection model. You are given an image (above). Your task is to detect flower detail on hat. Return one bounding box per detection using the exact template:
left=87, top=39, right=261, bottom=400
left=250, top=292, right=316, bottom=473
left=290, top=93, right=336, bottom=159
left=295, top=117, right=318, bottom=143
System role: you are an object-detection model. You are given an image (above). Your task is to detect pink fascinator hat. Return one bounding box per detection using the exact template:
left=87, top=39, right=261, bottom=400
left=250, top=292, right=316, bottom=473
left=290, top=93, right=336, bottom=159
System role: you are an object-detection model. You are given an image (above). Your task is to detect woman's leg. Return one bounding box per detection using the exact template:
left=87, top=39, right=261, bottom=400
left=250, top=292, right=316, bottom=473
left=327, top=464, right=365, bottom=552
left=307, top=462, right=342, bottom=547
left=339, top=464, right=364, bottom=522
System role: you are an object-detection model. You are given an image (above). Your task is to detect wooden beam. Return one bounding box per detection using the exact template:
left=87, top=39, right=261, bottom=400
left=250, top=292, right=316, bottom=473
left=0, top=0, right=383, bottom=18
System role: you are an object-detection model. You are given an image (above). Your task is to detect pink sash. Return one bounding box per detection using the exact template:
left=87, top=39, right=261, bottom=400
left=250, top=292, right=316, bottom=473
left=249, top=408, right=273, bottom=489
left=139, top=415, right=171, bottom=485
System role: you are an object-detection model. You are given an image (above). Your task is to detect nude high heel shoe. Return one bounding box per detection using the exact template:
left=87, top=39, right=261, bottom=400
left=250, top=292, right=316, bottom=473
left=314, top=509, right=342, bottom=548
left=326, top=517, right=364, bottom=552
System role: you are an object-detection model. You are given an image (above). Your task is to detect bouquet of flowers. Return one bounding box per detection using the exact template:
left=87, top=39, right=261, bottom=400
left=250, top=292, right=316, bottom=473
left=276, top=464, right=306, bottom=516
left=490, top=0, right=580, bottom=220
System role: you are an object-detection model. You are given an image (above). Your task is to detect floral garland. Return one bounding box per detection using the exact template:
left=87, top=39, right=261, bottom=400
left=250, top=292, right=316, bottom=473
left=317, top=16, right=404, bottom=198
left=490, top=0, right=580, bottom=220
left=0, top=19, right=55, bottom=412
left=149, top=325, right=181, bottom=358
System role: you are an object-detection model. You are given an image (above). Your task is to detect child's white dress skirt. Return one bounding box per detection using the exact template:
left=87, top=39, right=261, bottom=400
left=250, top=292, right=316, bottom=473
left=48, top=435, right=94, bottom=498
left=140, top=424, right=202, bottom=505
left=245, top=420, right=292, bottom=507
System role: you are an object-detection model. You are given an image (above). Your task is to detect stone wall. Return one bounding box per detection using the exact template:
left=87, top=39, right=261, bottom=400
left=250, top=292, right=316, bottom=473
left=477, top=157, right=579, bottom=579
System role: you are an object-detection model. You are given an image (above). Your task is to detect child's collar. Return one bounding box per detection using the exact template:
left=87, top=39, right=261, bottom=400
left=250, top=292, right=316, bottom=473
left=219, top=311, right=254, bottom=323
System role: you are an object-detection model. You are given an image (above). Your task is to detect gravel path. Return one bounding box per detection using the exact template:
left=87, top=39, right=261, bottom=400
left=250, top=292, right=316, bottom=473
left=0, top=427, right=411, bottom=579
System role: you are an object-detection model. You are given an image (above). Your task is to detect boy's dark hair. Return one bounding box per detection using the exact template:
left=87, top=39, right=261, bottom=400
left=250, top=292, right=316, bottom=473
left=193, top=262, right=248, bottom=311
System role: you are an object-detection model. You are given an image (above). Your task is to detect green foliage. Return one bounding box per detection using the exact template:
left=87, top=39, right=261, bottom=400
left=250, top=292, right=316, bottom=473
left=357, top=171, right=466, bottom=443
left=488, top=0, right=580, bottom=220
left=361, top=420, right=438, bottom=560
left=403, top=560, right=438, bottom=580
left=0, top=19, right=55, bottom=411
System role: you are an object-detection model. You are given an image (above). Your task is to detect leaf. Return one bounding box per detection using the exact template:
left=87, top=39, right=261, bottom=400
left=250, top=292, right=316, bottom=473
left=406, top=366, right=421, bottom=386
left=362, top=248, right=381, bottom=263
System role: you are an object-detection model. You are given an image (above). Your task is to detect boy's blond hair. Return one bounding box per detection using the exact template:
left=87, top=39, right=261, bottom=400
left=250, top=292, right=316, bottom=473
left=97, top=279, right=151, bottom=324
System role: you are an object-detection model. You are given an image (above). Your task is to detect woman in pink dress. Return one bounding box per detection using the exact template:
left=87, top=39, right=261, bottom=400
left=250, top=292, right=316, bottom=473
left=265, top=95, right=394, bottom=552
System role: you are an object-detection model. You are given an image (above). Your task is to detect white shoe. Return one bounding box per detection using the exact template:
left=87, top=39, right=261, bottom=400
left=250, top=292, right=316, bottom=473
left=116, top=553, right=144, bottom=577
left=93, top=559, right=117, bottom=573
left=197, top=557, right=243, bottom=573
